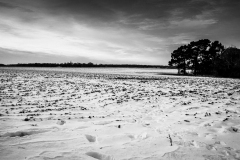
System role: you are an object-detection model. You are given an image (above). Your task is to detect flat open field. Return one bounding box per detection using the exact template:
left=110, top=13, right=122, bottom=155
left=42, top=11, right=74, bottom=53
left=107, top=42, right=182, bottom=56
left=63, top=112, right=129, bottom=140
left=0, top=68, right=240, bottom=160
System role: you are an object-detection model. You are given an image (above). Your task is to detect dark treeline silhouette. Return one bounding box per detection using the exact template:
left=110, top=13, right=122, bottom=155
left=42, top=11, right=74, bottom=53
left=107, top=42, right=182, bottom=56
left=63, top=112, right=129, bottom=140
left=169, top=39, right=240, bottom=78
left=215, top=47, right=240, bottom=78
left=2, top=62, right=175, bottom=69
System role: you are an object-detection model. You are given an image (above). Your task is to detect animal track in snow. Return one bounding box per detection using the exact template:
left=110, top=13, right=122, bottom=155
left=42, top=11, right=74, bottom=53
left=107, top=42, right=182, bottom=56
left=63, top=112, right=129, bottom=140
left=0, top=130, right=46, bottom=137
left=85, top=134, right=97, bottom=142
left=86, top=152, right=115, bottom=160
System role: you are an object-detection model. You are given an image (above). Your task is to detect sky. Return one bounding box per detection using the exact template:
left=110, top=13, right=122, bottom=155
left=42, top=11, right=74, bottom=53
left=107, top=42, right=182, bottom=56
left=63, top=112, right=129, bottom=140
left=0, top=0, right=240, bottom=65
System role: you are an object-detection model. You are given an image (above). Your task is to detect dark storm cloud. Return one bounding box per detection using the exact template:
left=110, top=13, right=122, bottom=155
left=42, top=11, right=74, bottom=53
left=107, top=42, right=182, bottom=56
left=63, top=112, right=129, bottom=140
left=0, top=1, right=16, bottom=8
left=1, top=0, right=237, bottom=32
left=4, top=0, right=212, bottom=26
left=32, top=0, right=197, bottom=26
left=1, top=0, right=239, bottom=30
left=0, top=1, right=33, bottom=12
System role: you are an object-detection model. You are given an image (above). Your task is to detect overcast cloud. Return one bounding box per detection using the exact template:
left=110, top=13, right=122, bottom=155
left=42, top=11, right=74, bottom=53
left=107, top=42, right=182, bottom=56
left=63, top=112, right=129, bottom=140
left=0, top=0, right=240, bottom=64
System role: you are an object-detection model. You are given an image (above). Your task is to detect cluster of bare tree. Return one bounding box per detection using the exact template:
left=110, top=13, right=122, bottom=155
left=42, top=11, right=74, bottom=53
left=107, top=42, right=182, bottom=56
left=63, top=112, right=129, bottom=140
left=169, top=39, right=240, bottom=78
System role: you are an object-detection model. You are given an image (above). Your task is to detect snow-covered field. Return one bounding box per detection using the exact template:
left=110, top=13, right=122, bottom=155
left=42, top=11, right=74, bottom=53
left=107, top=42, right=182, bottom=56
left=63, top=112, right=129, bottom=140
left=0, top=67, right=178, bottom=75
left=0, top=68, right=240, bottom=160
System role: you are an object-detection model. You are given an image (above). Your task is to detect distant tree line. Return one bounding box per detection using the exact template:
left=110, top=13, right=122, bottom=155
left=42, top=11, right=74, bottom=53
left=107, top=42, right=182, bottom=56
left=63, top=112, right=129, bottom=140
left=169, top=39, right=240, bottom=78
left=1, top=62, right=175, bottom=69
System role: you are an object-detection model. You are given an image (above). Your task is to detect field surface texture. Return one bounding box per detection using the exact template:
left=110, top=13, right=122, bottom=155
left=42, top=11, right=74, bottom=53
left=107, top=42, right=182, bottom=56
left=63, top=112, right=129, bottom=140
left=0, top=68, right=240, bottom=160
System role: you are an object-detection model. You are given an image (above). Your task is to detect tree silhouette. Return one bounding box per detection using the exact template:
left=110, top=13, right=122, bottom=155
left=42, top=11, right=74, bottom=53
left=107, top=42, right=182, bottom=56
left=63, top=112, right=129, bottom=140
left=188, top=39, right=211, bottom=75
left=169, top=39, right=225, bottom=75
left=206, top=41, right=225, bottom=74
left=168, top=45, right=190, bottom=74
left=216, top=47, right=240, bottom=77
